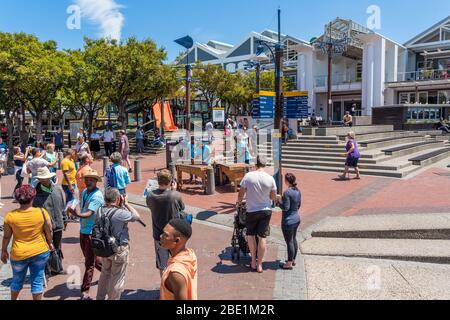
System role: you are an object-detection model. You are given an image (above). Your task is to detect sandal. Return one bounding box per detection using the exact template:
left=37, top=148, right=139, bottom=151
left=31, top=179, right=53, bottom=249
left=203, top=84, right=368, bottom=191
left=280, top=263, right=293, bottom=270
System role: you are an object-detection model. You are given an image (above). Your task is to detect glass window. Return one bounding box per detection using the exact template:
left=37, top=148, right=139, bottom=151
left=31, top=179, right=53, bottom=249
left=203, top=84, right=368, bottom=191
left=418, top=109, right=424, bottom=120
left=439, top=91, right=450, bottom=104
left=437, top=108, right=441, bottom=119
left=411, top=109, right=418, bottom=119
left=400, top=93, right=409, bottom=104
left=407, top=109, right=412, bottom=119
left=429, top=109, right=436, bottom=119
left=428, top=91, right=438, bottom=104
left=410, top=93, right=416, bottom=104
left=419, top=92, right=428, bottom=104
left=424, top=109, right=430, bottom=119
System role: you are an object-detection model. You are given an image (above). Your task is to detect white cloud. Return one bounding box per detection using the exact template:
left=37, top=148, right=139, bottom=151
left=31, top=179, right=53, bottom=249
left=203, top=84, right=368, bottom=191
left=75, top=0, right=125, bottom=41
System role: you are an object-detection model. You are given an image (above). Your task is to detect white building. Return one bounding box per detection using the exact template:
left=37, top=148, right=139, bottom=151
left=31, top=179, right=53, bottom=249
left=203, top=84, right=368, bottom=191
left=176, top=16, right=450, bottom=126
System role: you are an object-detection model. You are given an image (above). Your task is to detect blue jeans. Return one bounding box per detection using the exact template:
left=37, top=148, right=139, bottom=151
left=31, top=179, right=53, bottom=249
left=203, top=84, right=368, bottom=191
left=62, top=184, right=77, bottom=204
left=10, top=251, right=50, bottom=294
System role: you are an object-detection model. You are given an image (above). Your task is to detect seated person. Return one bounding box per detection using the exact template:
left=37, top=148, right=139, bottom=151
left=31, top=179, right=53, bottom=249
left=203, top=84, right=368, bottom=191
left=310, top=114, right=319, bottom=127
left=343, top=112, right=353, bottom=127
left=437, top=118, right=450, bottom=133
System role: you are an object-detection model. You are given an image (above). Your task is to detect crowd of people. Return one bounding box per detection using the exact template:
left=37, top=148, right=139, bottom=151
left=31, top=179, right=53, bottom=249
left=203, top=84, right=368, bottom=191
left=1, top=121, right=365, bottom=301
left=1, top=125, right=198, bottom=301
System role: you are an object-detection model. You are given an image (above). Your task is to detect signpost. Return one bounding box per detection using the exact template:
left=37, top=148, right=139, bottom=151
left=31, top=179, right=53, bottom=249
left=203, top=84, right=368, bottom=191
left=213, top=108, right=225, bottom=123
left=283, top=91, right=309, bottom=119
left=252, top=91, right=276, bottom=119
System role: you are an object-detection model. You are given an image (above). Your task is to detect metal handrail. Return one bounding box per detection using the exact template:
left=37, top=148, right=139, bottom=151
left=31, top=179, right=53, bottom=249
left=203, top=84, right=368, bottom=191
left=396, top=69, right=449, bottom=82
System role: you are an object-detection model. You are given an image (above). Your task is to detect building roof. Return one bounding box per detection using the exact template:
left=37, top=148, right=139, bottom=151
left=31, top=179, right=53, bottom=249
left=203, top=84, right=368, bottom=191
left=404, top=16, right=450, bottom=47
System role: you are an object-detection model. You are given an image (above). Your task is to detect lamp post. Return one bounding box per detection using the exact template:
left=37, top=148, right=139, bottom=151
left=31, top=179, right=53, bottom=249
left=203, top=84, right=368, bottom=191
left=255, top=8, right=284, bottom=193
left=174, top=36, right=194, bottom=133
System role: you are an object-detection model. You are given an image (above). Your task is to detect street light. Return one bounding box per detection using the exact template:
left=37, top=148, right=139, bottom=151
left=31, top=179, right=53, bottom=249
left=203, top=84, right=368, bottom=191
left=254, top=8, right=284, bottom=193
left=174, top=35, right=194, bottom=132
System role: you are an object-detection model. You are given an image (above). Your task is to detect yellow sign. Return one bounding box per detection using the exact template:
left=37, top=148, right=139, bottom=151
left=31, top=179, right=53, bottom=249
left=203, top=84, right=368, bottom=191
left=258, top=91, right=276, bottom=97
left=272, top=133, right=282, bottom=138
left=284, top=91, right=308, bottom=97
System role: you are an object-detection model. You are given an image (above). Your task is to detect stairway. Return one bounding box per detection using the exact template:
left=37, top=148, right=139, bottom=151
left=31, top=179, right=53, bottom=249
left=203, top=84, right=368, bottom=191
left=301, top=213, right=450, bottom=264
left=278, top=130, right=450, bottom=178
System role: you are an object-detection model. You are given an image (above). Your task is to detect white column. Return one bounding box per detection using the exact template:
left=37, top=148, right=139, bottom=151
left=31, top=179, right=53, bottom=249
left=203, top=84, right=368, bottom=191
left=393, top=45, right=399, bottom=82
left=362, top=43, right=375, bottom=116
left=373, top=38, right=386, bottom=110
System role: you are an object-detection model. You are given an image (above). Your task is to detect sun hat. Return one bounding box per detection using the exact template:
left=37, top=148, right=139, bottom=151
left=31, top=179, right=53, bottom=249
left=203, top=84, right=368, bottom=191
left=35, top=167, right=56, bottom=180
left=83, top=169, right=102, bottom=182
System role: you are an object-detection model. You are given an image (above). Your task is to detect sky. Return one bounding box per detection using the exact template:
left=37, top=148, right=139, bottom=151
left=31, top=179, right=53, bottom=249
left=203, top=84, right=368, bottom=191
left=0, top=0, right=448, bottom=61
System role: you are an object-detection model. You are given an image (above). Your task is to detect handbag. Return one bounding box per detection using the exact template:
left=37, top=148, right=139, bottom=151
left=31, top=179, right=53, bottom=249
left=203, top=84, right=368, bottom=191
left=39, top=208, right=63, bottom=274
left=20, top=162, right=28, bottom=178
left=179, top=211, right=193, bottom=225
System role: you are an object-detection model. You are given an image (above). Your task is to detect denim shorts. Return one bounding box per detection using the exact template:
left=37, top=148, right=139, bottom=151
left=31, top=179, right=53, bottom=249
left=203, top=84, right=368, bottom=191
left=10, top=251, right=50, bottom=294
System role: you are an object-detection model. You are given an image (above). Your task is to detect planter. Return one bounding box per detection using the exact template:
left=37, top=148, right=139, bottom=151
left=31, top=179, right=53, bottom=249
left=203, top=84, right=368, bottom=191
left=7, top=167, right=15, bottom=176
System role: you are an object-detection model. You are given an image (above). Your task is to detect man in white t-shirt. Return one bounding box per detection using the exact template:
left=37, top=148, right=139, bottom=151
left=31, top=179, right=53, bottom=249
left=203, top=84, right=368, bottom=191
left=205, top=121, right=214, bottom=143
left=237, top=156, right=277, bottom=274
left=102, top=128, right=115, bottom=157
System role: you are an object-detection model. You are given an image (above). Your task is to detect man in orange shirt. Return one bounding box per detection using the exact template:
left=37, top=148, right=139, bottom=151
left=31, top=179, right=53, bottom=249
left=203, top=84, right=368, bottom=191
left=76, top=153, right=94, bottom=196
left=159, top=219, right=197, bottom=300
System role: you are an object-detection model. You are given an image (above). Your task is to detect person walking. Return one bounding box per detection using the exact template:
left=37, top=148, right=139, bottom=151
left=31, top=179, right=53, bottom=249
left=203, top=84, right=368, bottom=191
left=119, top=130, right=132, bottom=173
left=276, top=173, right=301, bottom=270
left=32, top=167, right=68, bottom=276
left=339, top=131, right=361, bottom=180
left=1, top=185, right=53, bottom=300
left=102, top=127, right=115, bottom=157
left=26, top=147, right=57, bottom=188
left=96, top=190, right=141, bottom=300
left=89, top=129, right=101, bottom=159
left=106, top=152, right=131, bottom=195
left=53, top=127, right=64, bottom=152
left=13, top=146, right=28, bottom=194
left=160, top=219, right=197, bottom=300
left=205, top=120, right=214, bottom=143
left=76, top=153, right=94, bottom=196
left=43, top=144, right=58, bottom=174
left=237, top=156, right=277, bottom=273
left=61, top=149, right=78, bottom=206
left=67, top=169, right=104, bottom=300
left=146, top=170, right=185, bottom=276
left=135, top=127, right=145, bottom=154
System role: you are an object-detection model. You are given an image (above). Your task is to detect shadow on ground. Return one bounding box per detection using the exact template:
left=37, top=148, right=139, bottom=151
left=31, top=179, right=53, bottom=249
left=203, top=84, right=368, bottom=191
left=121, top=289, right=160, bottom=300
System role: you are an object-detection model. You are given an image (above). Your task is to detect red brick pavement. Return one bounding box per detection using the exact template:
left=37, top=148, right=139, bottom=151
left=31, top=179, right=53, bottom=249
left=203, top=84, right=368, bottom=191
left=2, top=206, right=277, bottom=300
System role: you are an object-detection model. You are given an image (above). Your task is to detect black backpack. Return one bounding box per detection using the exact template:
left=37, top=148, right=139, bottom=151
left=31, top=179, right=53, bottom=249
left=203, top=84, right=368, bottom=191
left=91, top=207, right=120, bottom=258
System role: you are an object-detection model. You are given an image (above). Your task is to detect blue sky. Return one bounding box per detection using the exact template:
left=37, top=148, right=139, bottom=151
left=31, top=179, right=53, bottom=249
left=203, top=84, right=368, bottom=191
left=0, top=0, right=448, bottom=61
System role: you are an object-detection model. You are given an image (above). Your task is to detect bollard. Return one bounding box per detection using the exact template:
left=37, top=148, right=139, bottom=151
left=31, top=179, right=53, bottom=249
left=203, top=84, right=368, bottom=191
left=103, top=157, right=109, bottom=177
left=58, top=152, right=64, bottom=170
left=134, top=160, right=141, bottom=182
left=169, top=163, right=177, bottom=180
left=206, top=166, right=215, bottom=195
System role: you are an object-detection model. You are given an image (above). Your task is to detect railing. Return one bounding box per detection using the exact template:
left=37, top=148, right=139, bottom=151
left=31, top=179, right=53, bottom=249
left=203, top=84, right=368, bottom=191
left=396, top=69, right=449, bottom=82
left=314, top=73, right=361, bottom=88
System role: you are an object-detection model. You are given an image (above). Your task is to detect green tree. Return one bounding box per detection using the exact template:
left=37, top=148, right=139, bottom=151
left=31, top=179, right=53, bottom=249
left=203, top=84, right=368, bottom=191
left=0, top=32, right=72, bottom=141
left=94, top=37, right=172, bottom=129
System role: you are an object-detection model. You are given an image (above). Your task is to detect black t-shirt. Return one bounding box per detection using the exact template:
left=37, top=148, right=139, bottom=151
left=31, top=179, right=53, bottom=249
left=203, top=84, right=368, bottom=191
left=146, top=189, right=185, bottom=241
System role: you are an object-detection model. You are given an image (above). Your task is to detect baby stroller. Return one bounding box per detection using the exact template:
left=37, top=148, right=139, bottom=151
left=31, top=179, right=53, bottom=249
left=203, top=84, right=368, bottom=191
left=231, top=201, right=250, bottom=261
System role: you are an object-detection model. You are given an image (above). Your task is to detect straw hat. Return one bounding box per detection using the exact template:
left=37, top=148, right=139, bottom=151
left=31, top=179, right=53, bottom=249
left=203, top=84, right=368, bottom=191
left=35, top=167, right=56, bottom=180
left=83, top=169, right=102, bottom=182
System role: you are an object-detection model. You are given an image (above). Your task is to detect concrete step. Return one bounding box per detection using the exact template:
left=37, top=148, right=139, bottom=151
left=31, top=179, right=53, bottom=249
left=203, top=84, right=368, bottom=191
left=283, top=163, right=420, bottom=178
left=308, top=213, right=450, bottom=240
left=297, top=136, right=339, bottom=141
left=300, top=238, right=450, bottom=264
left=283, top=144, right=348, bottom=151
left=409, top=147, right=450, bottom=166
left=360, top=136, right=428, bottom=150
left=383, top=141, right=445, bottom=157
left=282, top=158, right=411, bottom=171
left=282, top=154, right=386, bottom=165
left=281, top=150, right=383, bottom=159
left=338, top=131, right=409, bottom=142
left=290, top=140, right=340, bottom=145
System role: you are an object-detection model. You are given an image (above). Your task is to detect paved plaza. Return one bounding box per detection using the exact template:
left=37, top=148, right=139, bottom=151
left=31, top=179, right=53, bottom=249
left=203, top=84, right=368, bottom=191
left=1, top=151, right=450, bottom=300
